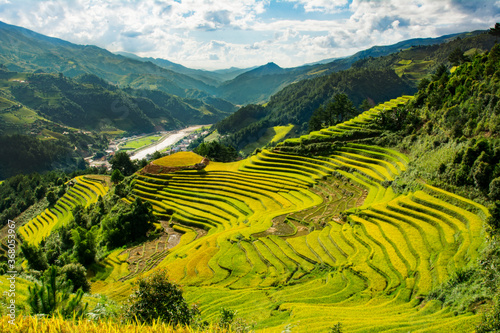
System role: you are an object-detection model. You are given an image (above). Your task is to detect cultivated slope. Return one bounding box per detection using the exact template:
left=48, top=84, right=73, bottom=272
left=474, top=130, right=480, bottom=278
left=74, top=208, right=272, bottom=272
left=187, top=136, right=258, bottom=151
left=91, top=96, right=488, bottom=332
left=18, top=176, right=109, bottom=245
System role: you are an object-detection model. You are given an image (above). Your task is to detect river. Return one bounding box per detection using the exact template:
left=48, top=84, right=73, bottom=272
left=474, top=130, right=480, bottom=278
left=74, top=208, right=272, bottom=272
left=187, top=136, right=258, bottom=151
left=130, top=125, right=205, bottom=161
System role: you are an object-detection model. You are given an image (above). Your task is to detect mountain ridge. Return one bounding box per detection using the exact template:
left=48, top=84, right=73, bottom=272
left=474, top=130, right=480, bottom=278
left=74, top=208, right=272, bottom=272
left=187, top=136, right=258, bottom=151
left=0, top=20, right=490, bottom=106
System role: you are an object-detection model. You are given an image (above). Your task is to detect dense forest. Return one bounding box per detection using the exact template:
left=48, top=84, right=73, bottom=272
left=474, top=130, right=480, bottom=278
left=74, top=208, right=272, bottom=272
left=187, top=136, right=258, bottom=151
left=0, top=134, right=91, bottom=179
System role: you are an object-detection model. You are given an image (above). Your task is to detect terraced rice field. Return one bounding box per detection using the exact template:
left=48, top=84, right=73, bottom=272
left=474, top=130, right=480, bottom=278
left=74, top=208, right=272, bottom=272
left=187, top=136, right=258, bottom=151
left=92, top=96, right=488, bottom=332
left=18, top=176, right=109, bottom=245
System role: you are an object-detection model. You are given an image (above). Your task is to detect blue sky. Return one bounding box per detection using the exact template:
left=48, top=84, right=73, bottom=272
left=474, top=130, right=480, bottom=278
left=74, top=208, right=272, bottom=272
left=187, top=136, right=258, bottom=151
left=0, top=0, right=499, bottom=70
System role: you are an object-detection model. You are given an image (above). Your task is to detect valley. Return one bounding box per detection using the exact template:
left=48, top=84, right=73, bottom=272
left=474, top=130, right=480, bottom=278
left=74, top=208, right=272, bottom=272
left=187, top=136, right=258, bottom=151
left=130, top=125, right=207, bottom=161
left=0, top=15, right=499, bottom=333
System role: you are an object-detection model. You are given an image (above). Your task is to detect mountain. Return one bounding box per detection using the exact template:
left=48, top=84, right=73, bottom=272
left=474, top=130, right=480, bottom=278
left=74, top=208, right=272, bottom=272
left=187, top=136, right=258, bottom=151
left=216, top=62, right=293, bottom=105
left=5, top=43, right=500, bottom=333
left=0, top=69, right=233, bottom=135
left=214, top=31, right=497, bottom=153
left=0, top=21, right=218, bottom=98
left=217, top=67, right=416, bottom=151
left=215, top=30, right=491, bottom=105
left=115, top=51, right=254, bottom=85
left=0, top=20, right=492, bottom=107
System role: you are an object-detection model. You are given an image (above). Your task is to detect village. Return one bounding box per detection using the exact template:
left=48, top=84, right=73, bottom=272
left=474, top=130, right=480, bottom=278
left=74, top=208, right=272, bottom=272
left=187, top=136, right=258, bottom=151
left=85, top=126, right=209, bottom=170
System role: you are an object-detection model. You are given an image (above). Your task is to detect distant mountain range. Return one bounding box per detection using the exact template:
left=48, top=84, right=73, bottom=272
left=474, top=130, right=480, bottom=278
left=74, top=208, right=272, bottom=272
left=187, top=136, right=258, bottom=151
left=114, top=51, right=255, bottom=85
left=0, top=20, right=488, bottom=106
left=214, top=30, right=497, bottom=153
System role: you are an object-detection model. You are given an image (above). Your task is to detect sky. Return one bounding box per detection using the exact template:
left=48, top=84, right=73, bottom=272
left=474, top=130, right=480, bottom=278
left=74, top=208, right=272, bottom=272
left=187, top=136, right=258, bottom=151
left=0, top=0, right=499, bottom=70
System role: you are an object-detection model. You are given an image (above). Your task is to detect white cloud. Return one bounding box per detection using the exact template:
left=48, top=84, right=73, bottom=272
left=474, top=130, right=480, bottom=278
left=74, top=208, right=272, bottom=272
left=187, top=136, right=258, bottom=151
left=0, top=0, right=498, bottom=69
left=284, top=0, right=349, bottom=13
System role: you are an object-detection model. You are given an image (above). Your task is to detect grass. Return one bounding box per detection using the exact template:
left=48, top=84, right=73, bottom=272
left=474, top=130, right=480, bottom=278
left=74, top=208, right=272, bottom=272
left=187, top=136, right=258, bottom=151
left=240, top=124, right=295, bottom=156
left=0, top=315, right=228, bottom=333
left=120, top=134, right=163, bottom=150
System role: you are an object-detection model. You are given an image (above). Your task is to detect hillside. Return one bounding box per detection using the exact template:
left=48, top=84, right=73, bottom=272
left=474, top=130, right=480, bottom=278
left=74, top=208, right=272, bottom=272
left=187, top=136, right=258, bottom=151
left=213, top=30, right=492, bottom=105
left=217, top=67, right=416, bottom=153
left=0, top=21, right=218, bottom=98
left=115, top=51, right=254, bottom=86
left=0, top=68, right=236, bottom=133
left=6, top=44, right=500, bottom=332
left=213, top=31, right=497, bottom=155
left=0, top=67, right=236, bottom=179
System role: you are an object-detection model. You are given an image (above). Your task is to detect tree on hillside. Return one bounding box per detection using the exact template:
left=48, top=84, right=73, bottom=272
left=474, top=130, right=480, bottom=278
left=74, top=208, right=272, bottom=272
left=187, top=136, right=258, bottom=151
left=21, top=242, right=48, bottom=271
left=71, top=226, right=97, bottom=266
left=60, top=263, right=91, bottom=293
left=101, top=198, right=156, bottom=248
left=432, top=64, right=448, bottom=81
left=46, top=191, right=57, bottom=206
left=194, top=141, right=238, bottom=162
left=124, top=268, right=199, bottom=325
left=359, top=99, right=372, bottom=111
left=448, top=47, right=468, bottom=66
left=110, top=151, right=136, bottom=176
left=308, top=93, right=357, bottom=132
left=489, top=23, right=500, bottom=37
left=111, top=169, right=124, bottom=184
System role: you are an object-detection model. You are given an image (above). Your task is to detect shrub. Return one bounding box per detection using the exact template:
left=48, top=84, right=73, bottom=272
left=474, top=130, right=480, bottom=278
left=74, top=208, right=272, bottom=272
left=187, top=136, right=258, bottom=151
left=46, top=191, right=57, bottom=205
left=111, top=169, right=124, bottom=184
left=329, top=322, right=344, bottom=333
left=60, top=263, right=90, bottom=293
left=219, top=307, right=236, bottom=328
left=473, top=161, right=492, bottom=190
left=123, top=268, right=199, bottom=325
left=101, top=197, right=156, bottom=248
left=21, top=242, right=48, bottom=271
left=490, top=177, right=500, bottom=201
left=477, top=297, right=500, bottom=333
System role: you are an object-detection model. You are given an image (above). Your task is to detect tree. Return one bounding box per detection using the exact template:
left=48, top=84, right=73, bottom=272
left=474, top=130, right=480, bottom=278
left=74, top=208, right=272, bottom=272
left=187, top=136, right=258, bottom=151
left=308, top=106, right=325, bottom=132
left=35, top=186, right=46, bottom=200
left=151, top=150, right=163, bottom=160
left=110, top=151, right=136, bottom=176
left=60, top=263, right=90, bottom=293
left=218, top=307, right=236, bottom=329
left=490, top=177, right=500, bottom=201
left=46, top=191, right=57, bottom=205
left=28, top=266, right=87, bottom=318
left=124, top=268, right=199, bottom=325
left=102, top=198, right=156, bottom=248
left=448, top=47, right=468, bottom=66
left=307, top=94, right=357, bottom=132
left=359, top=99, right=372, bottom=111
left=194, top=141, right=238, bottom=162
left=111, top=169, right=124, bottom=184
left=489, top=23, right=500, bottom=37
left=21, top=242, right=48, bottom=271
left=72, top=205, right=87, bottom=228
left=71, top=226, right=96, bottom=266
left=432, top=64, right=448, bottom=81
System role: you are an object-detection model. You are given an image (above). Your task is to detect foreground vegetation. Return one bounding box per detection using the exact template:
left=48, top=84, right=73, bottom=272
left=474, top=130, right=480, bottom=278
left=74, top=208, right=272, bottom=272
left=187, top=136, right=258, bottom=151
left=0, top=315, right=227, bottom=333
